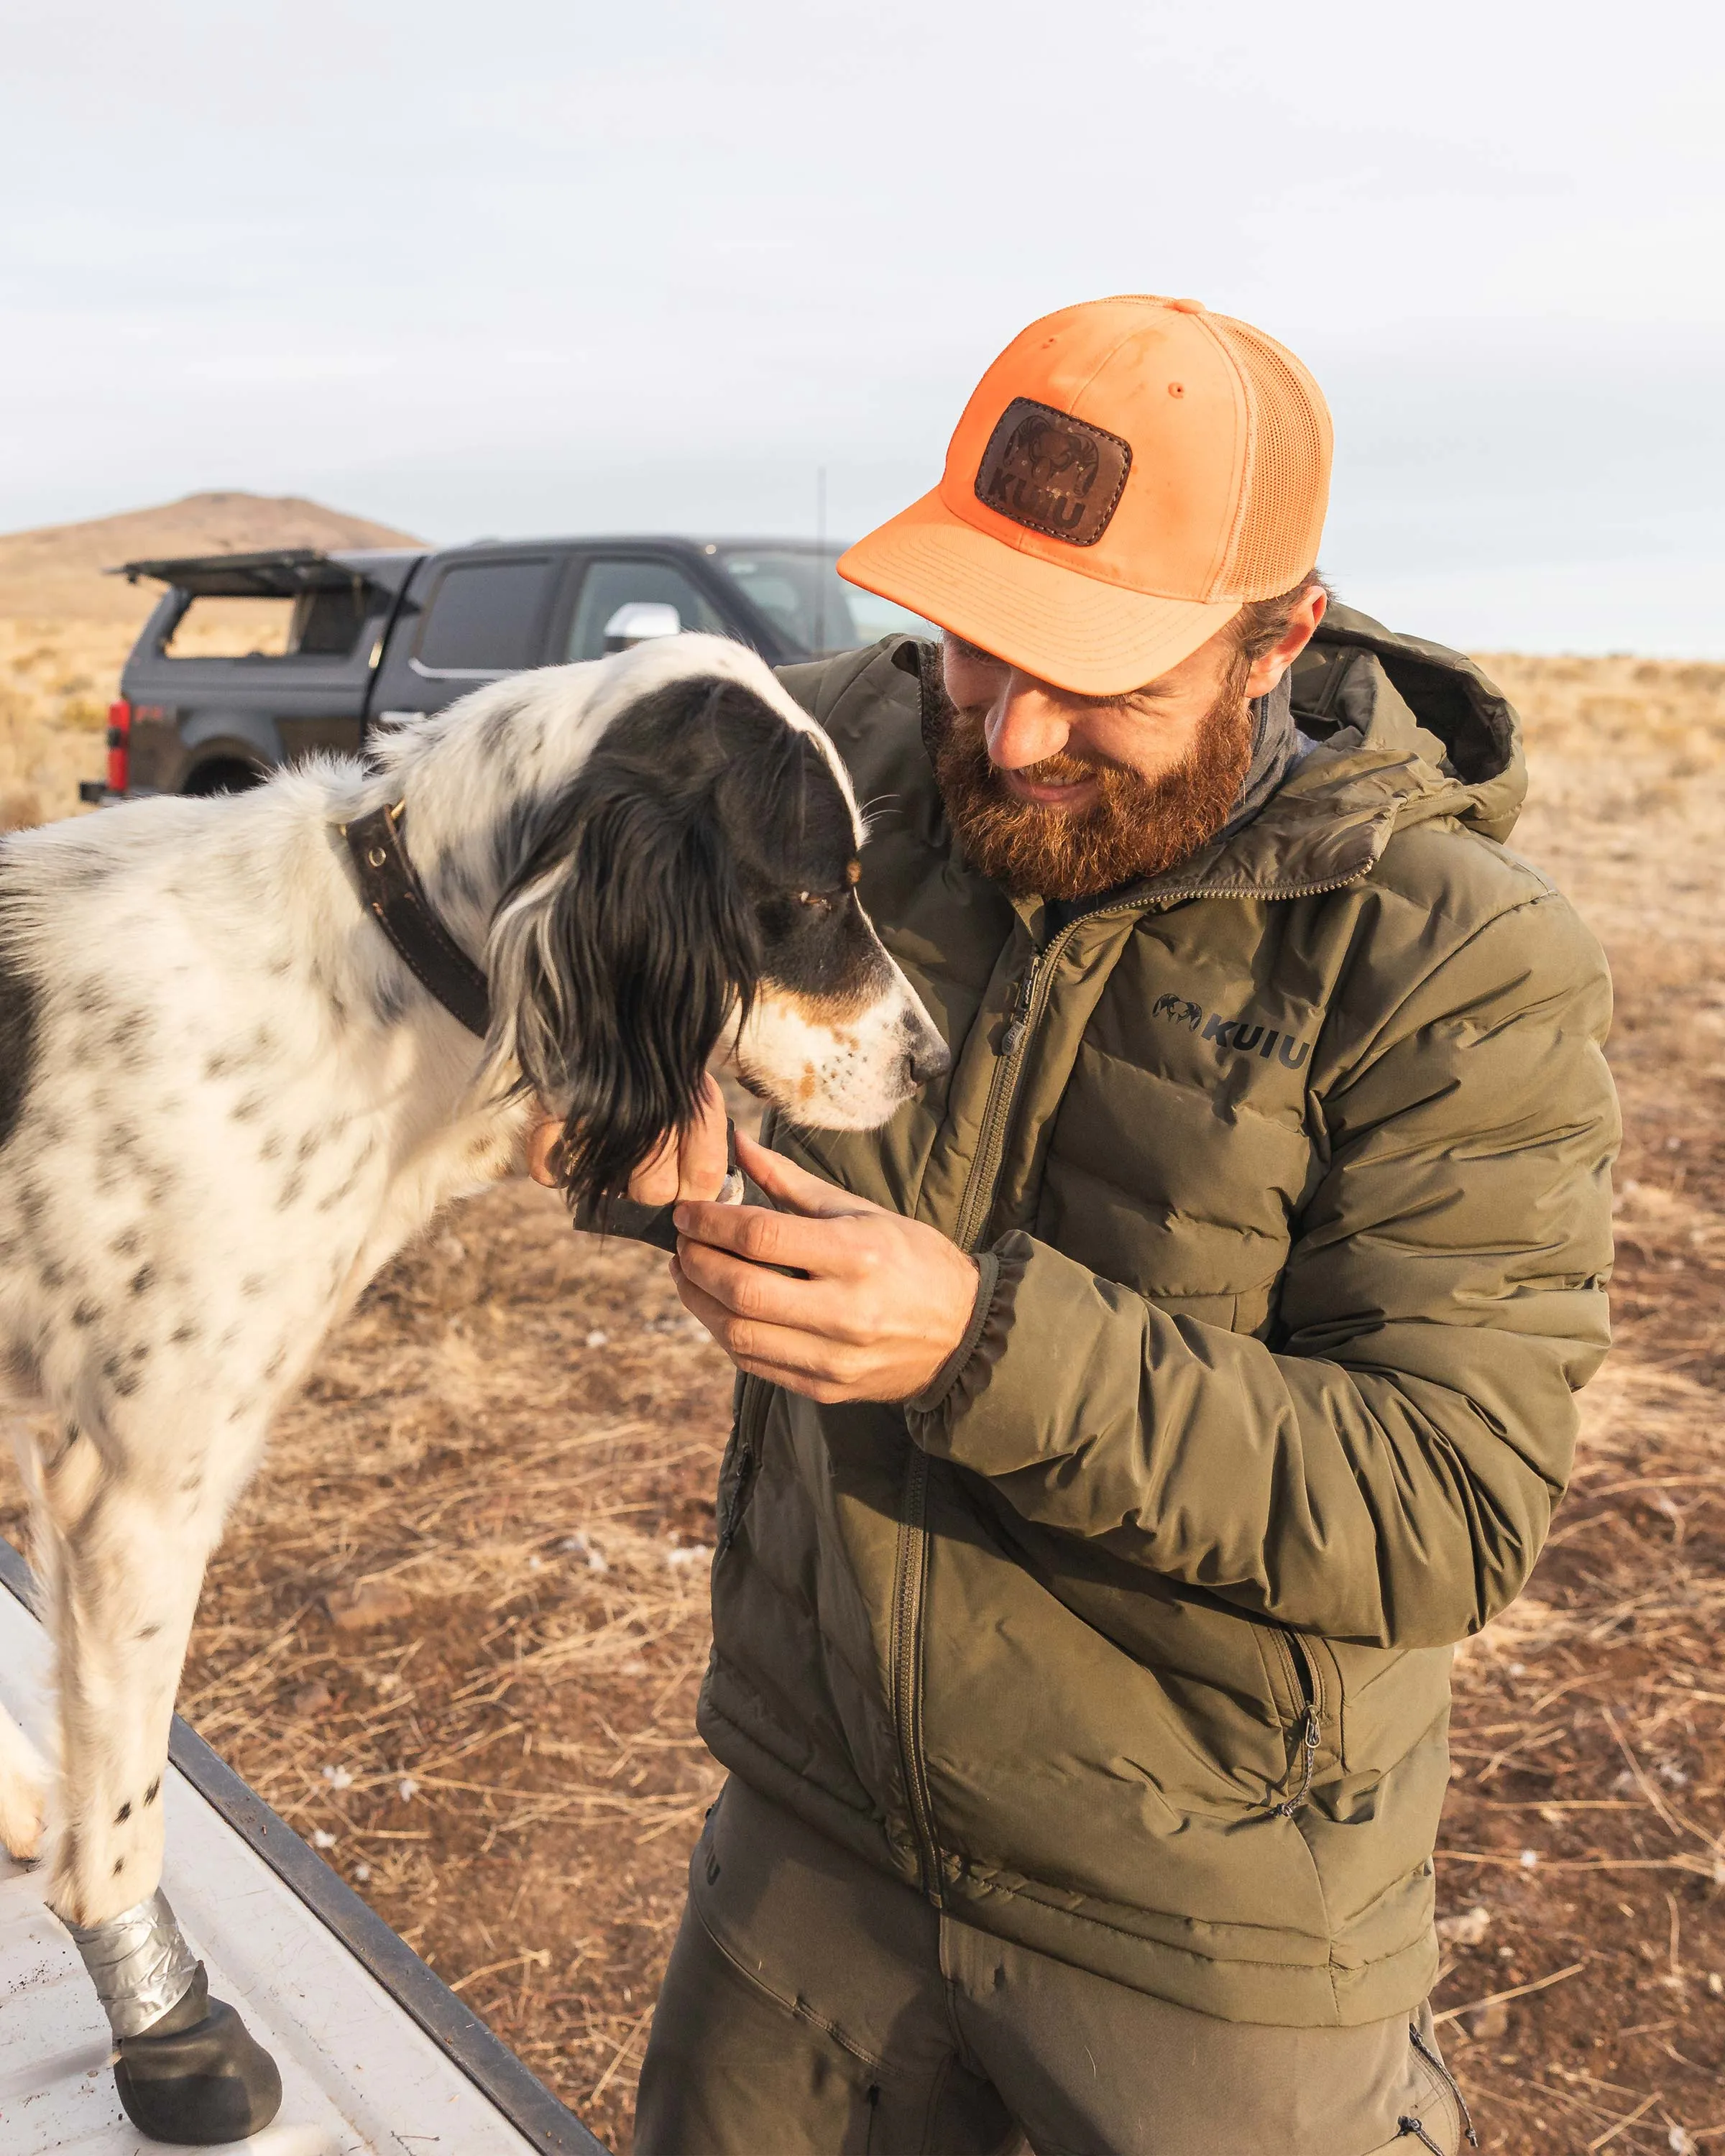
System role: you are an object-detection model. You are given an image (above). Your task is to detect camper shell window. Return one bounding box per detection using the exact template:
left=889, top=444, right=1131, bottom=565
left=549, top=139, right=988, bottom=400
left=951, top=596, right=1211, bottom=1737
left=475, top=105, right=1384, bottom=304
left=112, top=550, right=412, bottom=666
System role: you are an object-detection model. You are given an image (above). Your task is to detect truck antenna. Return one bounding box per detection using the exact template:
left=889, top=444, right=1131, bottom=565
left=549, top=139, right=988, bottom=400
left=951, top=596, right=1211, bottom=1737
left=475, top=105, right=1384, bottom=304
left=814, top=464, right=827, bottom=653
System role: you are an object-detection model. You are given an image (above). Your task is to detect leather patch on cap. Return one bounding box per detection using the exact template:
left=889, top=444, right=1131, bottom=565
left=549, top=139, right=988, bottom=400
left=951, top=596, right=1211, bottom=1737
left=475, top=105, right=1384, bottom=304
left=974, top=397, right=1132, bottom=547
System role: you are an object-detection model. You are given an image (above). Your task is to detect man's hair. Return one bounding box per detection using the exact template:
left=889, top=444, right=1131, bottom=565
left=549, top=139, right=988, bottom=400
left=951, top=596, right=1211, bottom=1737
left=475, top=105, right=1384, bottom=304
left=1228, top=569, right=1334, bottom=667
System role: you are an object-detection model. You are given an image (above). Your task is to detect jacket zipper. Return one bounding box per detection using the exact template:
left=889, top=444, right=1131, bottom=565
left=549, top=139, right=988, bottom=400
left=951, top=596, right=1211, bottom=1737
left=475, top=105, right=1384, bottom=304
left=949, top=962, right=1040, bottom=1255
left=952, top=911, right=1121, bottom=1254
left=717, top=1372, right=769, bottom=1557
left=895, top=906, right=1138, bottom=1899
left=890, top=1445, right=941, bottom=1897
left=1272, top=1628, right=1324, bottom=1818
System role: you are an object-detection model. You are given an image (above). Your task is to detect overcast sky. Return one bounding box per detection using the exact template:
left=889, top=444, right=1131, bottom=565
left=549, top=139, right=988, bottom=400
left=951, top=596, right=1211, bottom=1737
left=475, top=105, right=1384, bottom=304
left=3, top=0, right=1721, bottom=653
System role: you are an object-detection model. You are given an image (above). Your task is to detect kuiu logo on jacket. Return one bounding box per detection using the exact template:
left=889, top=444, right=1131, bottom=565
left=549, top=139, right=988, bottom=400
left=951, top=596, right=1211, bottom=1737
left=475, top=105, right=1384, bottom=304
left=1151, top=992, right=1311, bottom=1071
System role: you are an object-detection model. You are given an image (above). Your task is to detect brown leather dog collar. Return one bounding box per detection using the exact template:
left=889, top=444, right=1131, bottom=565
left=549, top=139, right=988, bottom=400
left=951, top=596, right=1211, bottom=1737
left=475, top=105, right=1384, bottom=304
left=341, top=803, right=491, bottom=1038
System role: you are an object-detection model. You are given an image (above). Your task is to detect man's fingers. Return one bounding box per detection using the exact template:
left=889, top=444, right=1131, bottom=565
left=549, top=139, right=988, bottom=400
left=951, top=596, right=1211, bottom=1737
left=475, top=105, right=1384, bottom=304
left=627, top=1126, right=683, bottom=1207
left=674, top=1233, right=859, bottom=1336
left=626, top=1079, right=729, bottom=1207
left=678, top=1075, right=731, bottom=1200
left=672, top=1194, right=865, bottom=1276
left=671, top=1260, right=862, bottom=1386
left=733, top=1132, right=878, bottom=1220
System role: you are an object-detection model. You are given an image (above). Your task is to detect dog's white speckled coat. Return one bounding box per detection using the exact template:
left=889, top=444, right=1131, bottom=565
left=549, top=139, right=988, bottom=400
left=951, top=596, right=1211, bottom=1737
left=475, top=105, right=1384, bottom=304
left=0, top=634, right=939, bottom=1951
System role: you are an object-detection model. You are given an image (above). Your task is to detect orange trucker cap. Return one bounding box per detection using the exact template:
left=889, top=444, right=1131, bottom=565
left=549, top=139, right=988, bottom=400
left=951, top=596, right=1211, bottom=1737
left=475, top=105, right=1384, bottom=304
left=839, top=295, right=1331, bottom=696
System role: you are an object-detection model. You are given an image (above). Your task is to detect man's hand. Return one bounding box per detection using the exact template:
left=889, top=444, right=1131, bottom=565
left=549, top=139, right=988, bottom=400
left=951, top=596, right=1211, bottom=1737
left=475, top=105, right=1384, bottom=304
left=525, top=1074, right=732, bottom=1204
left=671, top=1132, right=980, bottom=1404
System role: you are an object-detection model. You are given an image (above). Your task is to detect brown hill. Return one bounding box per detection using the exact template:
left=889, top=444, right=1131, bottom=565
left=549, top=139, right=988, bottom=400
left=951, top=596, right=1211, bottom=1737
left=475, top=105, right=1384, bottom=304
left=0, top=492, right=426, bottom=623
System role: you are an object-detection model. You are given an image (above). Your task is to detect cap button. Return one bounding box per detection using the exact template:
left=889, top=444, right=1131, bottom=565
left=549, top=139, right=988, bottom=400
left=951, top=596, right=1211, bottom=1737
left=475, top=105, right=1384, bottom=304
left=1166, top=296, right=1207, bottom=313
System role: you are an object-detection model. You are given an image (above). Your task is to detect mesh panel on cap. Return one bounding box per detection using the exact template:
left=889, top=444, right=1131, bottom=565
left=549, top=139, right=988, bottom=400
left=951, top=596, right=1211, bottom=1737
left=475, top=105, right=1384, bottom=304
left=1213, top=316, right=1330, bottom=600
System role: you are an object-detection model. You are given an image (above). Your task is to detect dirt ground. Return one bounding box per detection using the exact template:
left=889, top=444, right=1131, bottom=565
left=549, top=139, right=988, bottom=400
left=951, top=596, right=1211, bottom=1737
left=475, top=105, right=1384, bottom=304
left=1, top=646, right=1723, bottom=2151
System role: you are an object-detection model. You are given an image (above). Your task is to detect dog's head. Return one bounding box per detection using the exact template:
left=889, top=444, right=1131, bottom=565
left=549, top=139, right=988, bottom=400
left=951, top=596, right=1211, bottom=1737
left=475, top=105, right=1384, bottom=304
left=484, top=637, right=949, bottom=1215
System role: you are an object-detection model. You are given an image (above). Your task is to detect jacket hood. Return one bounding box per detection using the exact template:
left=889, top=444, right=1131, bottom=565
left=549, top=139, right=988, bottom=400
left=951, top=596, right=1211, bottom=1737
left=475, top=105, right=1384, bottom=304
left=1295, top=603, right=1524, bottom=840
left=1100, top=602, right=1529, bottom=906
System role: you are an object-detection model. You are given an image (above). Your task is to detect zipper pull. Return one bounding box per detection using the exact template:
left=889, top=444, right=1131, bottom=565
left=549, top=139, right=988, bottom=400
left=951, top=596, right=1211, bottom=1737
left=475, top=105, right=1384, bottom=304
left=1275, top=1705, right=1321, bottom=1818
left=1001, top=971, right=1036, bottom=1056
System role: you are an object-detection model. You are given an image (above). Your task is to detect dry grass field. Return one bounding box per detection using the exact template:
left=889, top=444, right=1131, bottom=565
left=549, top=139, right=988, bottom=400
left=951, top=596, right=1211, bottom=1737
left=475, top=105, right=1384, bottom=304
left=0, top=616, right=134, bottom=829
left=0, top=489, right=421, bottom=829
left=0, top=620, right=1721, bottom=2151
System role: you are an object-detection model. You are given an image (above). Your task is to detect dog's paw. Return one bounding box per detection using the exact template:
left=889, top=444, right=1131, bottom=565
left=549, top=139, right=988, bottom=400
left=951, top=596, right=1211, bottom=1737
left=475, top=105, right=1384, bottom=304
left=0, top=1712, right=48, bottom=1862
left=0, top=1767, right=46, bottom=1863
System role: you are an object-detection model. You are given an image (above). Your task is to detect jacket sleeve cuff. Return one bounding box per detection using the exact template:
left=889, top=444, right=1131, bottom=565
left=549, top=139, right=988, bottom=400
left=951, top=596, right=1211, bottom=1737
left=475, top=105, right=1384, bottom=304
left=901, top=1248, right=1003, bottom=1416
left=902, top=1231, right=1123, bottom=1469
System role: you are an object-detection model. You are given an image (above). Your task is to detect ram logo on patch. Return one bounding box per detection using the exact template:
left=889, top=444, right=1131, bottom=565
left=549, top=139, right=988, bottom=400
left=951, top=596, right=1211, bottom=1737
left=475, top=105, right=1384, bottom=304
left=974, top=397, right=1132, bottom=547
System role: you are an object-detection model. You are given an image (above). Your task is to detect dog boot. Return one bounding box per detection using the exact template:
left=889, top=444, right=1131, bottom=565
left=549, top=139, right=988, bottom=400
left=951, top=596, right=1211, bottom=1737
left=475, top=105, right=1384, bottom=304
left=114, top=1962, right=284, bottom=2146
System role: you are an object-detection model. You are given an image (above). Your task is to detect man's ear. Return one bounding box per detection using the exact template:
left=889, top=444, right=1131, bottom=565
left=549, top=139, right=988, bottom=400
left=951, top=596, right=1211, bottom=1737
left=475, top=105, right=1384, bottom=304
left=1244, top=583, right=1328, bottom=699
left=484, top=780, right=758, bottom=1218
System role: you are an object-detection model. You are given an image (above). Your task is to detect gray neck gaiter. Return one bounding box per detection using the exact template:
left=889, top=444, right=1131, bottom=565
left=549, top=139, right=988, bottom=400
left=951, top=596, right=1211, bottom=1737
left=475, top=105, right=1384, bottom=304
left=1218, top=667, right=1297, bottom=840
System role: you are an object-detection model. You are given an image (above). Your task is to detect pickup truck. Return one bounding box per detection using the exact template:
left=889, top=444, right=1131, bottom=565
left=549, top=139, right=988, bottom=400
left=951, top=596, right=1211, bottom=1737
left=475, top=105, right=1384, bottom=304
left=87, top=534, right=937, bottom=802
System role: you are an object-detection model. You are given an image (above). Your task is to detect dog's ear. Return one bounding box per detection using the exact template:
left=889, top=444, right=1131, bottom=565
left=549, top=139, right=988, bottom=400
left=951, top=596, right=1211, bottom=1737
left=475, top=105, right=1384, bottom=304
left=484, top=722, right=760, bottom=1219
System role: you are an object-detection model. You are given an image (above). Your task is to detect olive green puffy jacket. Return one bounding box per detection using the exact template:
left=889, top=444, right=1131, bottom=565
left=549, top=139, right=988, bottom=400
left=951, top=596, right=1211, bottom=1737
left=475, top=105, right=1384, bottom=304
left=697, top=608, right=1618, bottom=2027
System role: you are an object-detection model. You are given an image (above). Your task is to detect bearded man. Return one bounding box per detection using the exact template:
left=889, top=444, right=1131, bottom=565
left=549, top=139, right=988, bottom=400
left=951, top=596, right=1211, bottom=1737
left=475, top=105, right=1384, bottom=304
left=540, top=297, right=1619, bottom=2153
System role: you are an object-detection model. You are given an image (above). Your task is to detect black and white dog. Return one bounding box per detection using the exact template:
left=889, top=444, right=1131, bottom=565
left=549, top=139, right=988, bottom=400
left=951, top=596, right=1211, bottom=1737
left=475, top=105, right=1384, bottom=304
left=0, top=632, right=947, bottom=2142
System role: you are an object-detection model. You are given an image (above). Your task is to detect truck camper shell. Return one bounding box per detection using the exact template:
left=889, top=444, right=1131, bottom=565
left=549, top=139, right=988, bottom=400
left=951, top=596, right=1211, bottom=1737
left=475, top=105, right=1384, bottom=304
left=82, top=535, right=938, bottom=803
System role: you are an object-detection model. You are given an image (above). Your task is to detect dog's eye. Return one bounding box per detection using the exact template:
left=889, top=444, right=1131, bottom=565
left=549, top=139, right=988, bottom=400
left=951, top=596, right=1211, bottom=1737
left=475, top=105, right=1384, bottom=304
left=795, top=890, right=836, bottom=912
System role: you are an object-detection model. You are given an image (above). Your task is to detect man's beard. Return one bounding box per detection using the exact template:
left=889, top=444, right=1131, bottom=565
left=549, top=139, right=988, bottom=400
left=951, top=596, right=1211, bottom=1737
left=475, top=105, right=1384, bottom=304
left=932, top=683, right=1254, bottom=902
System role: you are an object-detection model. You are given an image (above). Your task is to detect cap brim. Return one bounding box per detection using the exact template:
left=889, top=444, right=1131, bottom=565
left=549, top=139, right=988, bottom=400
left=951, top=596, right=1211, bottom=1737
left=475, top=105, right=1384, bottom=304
left=838, top=489, right=1241, bottom=696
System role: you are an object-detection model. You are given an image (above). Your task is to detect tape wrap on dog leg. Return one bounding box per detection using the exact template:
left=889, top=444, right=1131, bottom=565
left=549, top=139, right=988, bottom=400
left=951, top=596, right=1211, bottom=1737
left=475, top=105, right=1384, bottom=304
left=67, top=1888, right=200, bottom=2038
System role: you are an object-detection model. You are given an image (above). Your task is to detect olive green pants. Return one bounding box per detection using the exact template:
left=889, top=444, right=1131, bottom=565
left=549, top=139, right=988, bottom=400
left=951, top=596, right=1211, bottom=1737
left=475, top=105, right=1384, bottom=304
left=635, top=1778, right=1467, bottom=2156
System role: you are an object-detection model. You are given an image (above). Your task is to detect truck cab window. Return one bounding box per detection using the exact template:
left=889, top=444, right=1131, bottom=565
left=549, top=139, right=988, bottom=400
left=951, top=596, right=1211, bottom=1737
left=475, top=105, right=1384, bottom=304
left=566, top=560, right=725, bottom=661
left=414, top=558, right=556, bottom=675
left=717, top=548, right=939, bottom=654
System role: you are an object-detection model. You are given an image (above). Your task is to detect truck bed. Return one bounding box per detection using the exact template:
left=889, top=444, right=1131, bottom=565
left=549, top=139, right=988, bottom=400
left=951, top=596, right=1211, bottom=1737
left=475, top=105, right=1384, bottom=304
left=0, top=1539, right=602, bottom=2155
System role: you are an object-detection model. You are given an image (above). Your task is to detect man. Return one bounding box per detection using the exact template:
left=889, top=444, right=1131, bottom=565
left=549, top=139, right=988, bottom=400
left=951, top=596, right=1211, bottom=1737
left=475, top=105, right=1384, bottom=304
left=539, top=297, right=1618, bottom=2152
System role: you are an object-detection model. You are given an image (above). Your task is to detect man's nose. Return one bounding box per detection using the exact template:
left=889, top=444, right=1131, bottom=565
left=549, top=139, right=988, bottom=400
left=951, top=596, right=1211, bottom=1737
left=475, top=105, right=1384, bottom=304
left=985, top=673, right=1075, bottom=772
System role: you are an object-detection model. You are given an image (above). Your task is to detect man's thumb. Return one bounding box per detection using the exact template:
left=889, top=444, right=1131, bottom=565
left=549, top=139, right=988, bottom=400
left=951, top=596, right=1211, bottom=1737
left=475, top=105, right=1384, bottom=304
left=734, top=1130, right=872, bottom=1219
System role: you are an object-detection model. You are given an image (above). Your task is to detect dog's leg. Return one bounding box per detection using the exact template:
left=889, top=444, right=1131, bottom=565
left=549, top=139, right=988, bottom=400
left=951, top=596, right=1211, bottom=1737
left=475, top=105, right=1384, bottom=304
left=1, top=1420, right=50, bottom=1863
left=38, top=1414, right=282, bottom=2145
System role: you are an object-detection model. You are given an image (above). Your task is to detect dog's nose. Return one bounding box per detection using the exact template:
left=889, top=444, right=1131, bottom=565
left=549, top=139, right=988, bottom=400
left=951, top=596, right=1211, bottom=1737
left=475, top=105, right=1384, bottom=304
left=906, top=1023, right=951, bottom=1089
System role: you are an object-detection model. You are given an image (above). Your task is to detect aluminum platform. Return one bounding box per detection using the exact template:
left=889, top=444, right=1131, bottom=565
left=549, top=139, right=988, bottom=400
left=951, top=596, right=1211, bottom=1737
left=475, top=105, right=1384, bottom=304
left=0, top=1539, right=604, bottom=2155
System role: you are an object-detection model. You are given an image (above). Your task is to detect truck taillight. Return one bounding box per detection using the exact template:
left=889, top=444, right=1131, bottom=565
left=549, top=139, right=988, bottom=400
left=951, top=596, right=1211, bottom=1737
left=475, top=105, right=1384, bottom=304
left=106, top=701, right=132, bottom=794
